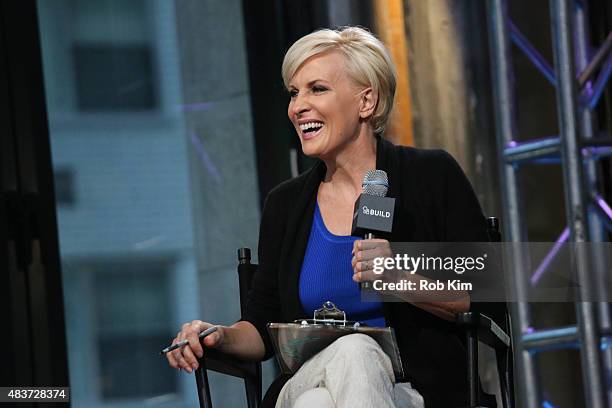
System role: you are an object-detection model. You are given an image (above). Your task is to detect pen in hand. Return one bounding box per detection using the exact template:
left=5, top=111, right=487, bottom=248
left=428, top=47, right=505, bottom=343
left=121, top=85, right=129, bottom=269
left=159, top=326, right=219, bottom=355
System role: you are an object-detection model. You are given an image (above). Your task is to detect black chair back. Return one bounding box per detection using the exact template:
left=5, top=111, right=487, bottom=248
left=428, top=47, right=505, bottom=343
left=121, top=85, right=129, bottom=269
left=487, top=217, right=514, bottom=408
left=238, top=248, right=256, bottom=315
left=194, top=248, right=262, bottom=408
left=236, top=248, right=262, bottom=407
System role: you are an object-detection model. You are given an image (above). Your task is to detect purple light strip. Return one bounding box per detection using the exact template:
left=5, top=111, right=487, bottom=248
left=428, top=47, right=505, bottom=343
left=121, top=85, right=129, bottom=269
left=585, top=146, right=612, bottom=158
left=587, top=52, right=612, bottom=109
left=509, top=20, right=556, bottom=86
left=594, top=193, right=612, bottom=220
left=189, top=132, right=222, bottom=184
left=530, top=227, right=570, bottom=286
left=589, top=194, right=612, bottom=234
left=179, top=102, right=214, bottom=112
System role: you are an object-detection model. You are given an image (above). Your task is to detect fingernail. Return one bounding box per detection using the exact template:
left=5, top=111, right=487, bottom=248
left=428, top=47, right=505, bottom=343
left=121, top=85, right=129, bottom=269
left=186, top=367, right=192, bottom=373
left=192, top=363, right=198, bottom=370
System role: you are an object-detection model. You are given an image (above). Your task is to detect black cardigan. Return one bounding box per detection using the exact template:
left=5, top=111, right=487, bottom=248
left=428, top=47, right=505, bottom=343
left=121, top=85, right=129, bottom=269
left=242, top=136, right=500, bottom=407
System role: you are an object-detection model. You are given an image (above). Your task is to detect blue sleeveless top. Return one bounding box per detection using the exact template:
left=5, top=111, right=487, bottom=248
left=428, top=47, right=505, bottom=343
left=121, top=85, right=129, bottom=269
left=299, top=203, right=386, bottom=327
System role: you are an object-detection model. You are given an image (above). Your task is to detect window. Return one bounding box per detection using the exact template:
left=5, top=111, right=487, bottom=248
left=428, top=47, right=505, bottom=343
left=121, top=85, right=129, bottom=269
left=93, top=259, right=175, bottom=400
left=54, top=167, right=75, bottom=205
left=73, top=44, right=157, bottom=111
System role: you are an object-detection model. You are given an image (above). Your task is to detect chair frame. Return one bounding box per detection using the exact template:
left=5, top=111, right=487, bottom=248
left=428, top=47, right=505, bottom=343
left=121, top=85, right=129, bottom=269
left=195, top=217, right=513, bottom=408
left=195, top=248, right=262, bottom=408
left=454, top=216, right=514, bottom=408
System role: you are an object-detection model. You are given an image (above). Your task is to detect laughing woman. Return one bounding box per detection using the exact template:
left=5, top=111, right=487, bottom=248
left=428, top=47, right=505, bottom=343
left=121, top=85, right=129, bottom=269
left=167, top=26, right=496, bottom=408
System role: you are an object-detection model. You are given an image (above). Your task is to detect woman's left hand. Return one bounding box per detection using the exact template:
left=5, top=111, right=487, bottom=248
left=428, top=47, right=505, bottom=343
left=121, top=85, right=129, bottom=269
left=351, top=238, right=393, bottom=283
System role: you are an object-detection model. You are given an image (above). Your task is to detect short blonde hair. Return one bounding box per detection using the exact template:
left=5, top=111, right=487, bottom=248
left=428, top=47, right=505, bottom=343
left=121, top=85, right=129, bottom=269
left=282, top=26, right=397, bottom=134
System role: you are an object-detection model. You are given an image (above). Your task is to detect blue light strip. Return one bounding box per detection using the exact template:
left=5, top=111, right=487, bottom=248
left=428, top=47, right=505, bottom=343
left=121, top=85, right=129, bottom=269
left=586, top=53, right=612, bottom=110
left=509, top=20, right=557, bottom=86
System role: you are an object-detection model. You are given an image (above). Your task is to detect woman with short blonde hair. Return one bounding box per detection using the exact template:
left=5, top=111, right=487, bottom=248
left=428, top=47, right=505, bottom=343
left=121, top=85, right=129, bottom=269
left=168, top=26, right=496, bottom=408
left=282, top=26, right=397, bottom=135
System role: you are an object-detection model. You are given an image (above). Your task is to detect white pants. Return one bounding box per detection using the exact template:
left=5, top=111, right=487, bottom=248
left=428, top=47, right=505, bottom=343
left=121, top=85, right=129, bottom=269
left=275, top=334, right=424, bottom=408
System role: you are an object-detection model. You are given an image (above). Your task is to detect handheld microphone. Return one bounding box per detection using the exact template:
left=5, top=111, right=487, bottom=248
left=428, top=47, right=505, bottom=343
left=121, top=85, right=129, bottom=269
left=351, top=170, right=395, bottom=289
